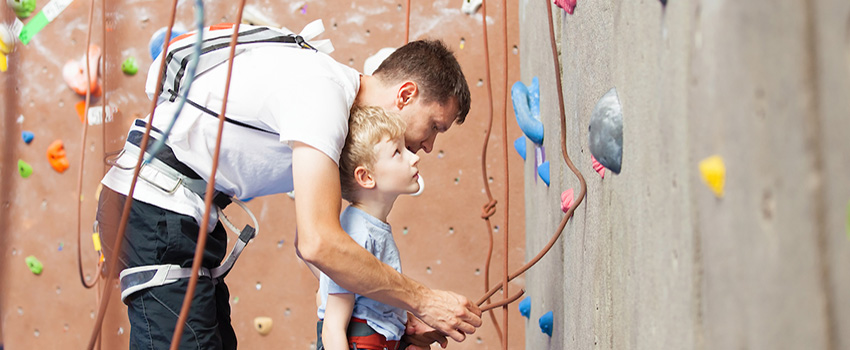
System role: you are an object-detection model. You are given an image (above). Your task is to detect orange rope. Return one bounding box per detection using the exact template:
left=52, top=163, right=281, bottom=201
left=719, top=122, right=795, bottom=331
left=477, top=0, right=588, bottom=310
left=75, top=0, right=97, bottom=291
left=477, top=0, right=505, bottom=344
left=100, top=0, right=108, bottom=177
left=168, top=1, right=248, bottom=347
left=405, top=0, right=411, bottom=43
left=85, top=0, right=182, bottom=346
left=499, top=0, right=510, bottom=347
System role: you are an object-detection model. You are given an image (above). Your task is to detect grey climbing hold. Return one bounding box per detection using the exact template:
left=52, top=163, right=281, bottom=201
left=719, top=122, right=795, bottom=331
left=588, top=87, right=623, bottom=174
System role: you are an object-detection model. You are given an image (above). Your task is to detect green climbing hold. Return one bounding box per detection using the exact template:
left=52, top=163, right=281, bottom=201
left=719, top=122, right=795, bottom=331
left=18, top=159, right=33, bottom=178
left=122, top=57, right=139, bottom=75
left=25, top=255, right=43, bottom=275
left=7, top=0, right=36, bottom=18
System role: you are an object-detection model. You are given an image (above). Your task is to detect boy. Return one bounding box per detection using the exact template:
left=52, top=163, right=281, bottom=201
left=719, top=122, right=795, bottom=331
left=317, top=106, right=421, bottom=350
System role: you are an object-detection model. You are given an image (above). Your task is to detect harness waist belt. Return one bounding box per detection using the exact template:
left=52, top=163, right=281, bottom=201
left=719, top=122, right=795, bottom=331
left=112, top=119, right=258, bottom=303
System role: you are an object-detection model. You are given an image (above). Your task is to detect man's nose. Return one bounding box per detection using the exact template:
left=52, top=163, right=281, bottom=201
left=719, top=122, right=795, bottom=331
left=420, top=134, right=437, bottom=153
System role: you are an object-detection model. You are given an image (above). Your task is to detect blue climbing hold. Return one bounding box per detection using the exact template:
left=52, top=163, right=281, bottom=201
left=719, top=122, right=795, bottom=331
left=529, top=77, right=540, bottom=117
left=588, top=87, right=623, bottom=174
left=539, top=311, right=553, bottom=337
left=518, top=296, right=531, bottom=318
left=22, top=131, right=34, bottom=144
left=514, top=136, right=527, bottom=161
left=511, top=77, right=544, bottom=145
left=149, top=27, right=186, bottom=60
left=537, top=161, right=550, bottom=186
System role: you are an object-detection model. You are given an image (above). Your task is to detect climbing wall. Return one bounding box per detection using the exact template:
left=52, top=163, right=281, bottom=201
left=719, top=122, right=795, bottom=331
left=519, top=0, right=850, bottom=348
left=0, top=0, right=528, bottom=349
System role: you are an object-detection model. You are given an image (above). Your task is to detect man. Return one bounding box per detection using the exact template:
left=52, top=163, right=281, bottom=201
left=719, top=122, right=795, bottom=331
left=97, top=23, right=481, bottom=350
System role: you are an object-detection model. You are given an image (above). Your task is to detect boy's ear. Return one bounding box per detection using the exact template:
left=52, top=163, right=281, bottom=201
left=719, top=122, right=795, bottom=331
left=354, top=166, right=376, bottom=189
left=396, top=81, right=418, bottom=110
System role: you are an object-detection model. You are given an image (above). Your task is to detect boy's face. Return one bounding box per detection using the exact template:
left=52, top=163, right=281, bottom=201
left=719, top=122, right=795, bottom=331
left=399, top=98, right=458, bottom=154
left=370, top=136, right=421, bottom=195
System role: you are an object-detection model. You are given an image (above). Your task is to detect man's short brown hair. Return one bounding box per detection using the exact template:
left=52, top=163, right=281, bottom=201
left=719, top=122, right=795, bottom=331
left=373, top=39, right=470, bottom=124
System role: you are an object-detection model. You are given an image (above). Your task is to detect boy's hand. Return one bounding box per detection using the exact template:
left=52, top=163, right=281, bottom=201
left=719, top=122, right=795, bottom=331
left=403, top=316, right=447, bottom=349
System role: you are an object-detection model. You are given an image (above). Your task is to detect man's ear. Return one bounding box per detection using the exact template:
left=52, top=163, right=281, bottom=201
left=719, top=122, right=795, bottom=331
left=396, top=81, right=418, bottom=110
left=354, top=166, right=376, bottom=189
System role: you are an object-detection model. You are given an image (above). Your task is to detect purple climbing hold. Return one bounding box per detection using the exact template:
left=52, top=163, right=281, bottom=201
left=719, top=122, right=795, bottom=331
left=22, top=131, right=34, bottom=144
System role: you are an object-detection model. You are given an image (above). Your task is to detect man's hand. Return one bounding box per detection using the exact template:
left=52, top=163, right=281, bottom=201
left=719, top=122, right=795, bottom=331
left=413, top=289, right=482, bottom=343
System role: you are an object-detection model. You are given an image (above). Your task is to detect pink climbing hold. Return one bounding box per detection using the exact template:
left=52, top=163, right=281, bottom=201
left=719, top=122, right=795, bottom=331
left=561, top=188, right=574, bottom=213
left=591, top=155, right=605, bottom=178
left=554, top=0, right=577, bottom=14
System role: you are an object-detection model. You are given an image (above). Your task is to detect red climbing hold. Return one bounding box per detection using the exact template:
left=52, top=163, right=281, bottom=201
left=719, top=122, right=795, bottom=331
left=554, top=0, right=577, bottom=14
left=561, top=188, right=574, bottom=213
left=47, top=139, right=70, bottom=173
left=591, top=155, right=605, bottom=179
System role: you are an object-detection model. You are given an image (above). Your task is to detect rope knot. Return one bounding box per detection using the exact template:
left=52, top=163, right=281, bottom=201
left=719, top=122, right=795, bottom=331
left=481, top=200, right=498, bottom=219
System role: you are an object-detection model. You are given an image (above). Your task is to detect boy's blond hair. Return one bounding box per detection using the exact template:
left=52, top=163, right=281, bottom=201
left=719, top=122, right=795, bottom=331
left=340, top=106, right=407, bottom=202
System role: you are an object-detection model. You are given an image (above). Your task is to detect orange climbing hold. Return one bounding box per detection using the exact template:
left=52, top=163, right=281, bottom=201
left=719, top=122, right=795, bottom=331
left=62, top=44, right=101, bottom=96
left=47, top=139, right=70, bottom=173
left=591, top=155, right=605, bottom=178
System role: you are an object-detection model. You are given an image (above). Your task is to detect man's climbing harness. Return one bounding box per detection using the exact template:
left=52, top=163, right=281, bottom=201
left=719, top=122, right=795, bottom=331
left=107, top=119, right=260, bottom=303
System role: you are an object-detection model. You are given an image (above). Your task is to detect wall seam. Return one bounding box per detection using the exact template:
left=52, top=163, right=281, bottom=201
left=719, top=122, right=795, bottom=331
left=803, top=0, right=837, bottom=348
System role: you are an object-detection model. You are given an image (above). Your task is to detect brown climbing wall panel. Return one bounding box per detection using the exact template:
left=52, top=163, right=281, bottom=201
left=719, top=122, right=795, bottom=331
left=0, top=0, right=527, bottom=349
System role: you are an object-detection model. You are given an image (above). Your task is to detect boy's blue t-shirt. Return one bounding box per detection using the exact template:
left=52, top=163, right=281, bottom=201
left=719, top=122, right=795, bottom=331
left=317, top=206, right=408, bottom=341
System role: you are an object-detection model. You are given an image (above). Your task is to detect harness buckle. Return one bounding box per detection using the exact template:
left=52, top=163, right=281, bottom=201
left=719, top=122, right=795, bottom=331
left=293, top=34, right=317, bottom=51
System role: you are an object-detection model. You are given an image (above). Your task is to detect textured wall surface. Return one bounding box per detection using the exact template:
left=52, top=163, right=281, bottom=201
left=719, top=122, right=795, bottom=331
left=519, top=0, right=850, bottom=349
left=0, top=0, right=528, bottom=349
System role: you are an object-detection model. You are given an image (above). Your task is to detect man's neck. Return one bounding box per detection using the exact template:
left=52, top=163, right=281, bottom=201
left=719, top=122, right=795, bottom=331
left=351, top=192, right=398, bottom=223
left=355, top=75, right=394, bottom=108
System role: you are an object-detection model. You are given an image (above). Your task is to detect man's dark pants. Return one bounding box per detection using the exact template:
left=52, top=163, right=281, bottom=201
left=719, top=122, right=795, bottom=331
left=97, top=187, right=237, bottom=350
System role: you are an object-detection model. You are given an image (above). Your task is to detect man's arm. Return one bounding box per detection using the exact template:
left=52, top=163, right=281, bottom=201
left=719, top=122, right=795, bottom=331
left=322, top=293, right=355, bottom=350
left=291, top=142, right=482, bottom=342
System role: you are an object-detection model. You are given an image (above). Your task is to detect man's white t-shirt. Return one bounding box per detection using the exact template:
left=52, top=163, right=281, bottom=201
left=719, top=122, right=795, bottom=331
left=102, top=44, right=361, bottom=228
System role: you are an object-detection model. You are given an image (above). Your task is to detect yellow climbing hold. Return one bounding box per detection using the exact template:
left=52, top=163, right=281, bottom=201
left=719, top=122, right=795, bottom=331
left=699, top=155, right=725, bottom=198
left=253, top=316, right=273, bottom=335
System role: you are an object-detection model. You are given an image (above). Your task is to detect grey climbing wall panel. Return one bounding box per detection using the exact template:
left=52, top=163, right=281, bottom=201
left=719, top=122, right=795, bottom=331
left=519, top=0, right=850, bottom=349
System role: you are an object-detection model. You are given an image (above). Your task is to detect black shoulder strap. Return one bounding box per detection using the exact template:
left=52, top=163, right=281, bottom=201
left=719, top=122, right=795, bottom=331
left=184, top=98, right=279, bottom=136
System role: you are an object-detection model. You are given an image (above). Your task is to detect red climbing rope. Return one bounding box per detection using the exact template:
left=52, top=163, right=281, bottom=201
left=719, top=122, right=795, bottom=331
left=100, top=0, right=108, bottom=178
left=85, top=0, right=182, bottom=347
left=75, top=0, right=98, bottom=291
left=477, top=0, right=505, bottom=344
left=476, top=0, right=588, bottom=315
left=168, top=0, right=247, bottom=347
left=405, top=0, right=411, bottom=44
left=498, top=0, right=510, bottom=348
